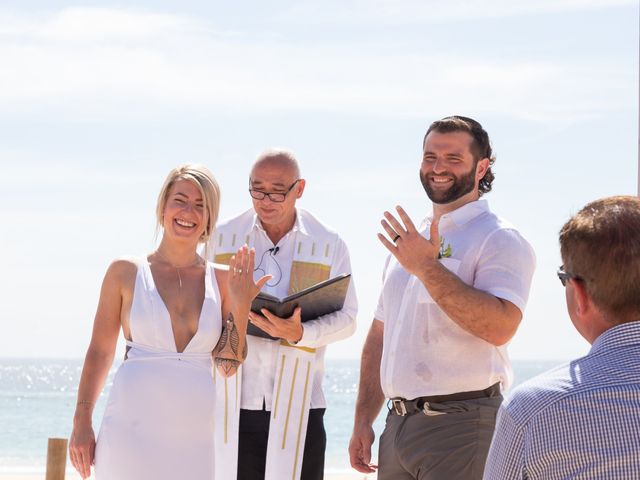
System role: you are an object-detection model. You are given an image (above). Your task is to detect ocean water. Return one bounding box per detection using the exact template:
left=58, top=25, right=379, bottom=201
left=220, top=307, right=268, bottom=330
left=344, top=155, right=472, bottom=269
left=0, top=358, right=562, bottom=474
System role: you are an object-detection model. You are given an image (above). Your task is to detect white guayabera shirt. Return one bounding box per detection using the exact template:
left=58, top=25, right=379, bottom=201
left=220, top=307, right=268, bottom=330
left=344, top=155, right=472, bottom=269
left=375, top=199, right=536, bottom=400
left=209, top=207, right=358, bottom=480
left=211, top=208, right=358, bottom=409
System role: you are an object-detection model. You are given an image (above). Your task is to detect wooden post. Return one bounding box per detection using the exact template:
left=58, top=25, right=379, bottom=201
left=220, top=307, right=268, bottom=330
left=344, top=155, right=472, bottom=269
left=46, top=438, right=68, bottom=480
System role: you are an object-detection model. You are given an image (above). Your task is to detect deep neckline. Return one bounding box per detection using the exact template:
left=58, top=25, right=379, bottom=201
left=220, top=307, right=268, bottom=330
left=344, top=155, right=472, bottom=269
left=143, top=257, right=210, bottom=354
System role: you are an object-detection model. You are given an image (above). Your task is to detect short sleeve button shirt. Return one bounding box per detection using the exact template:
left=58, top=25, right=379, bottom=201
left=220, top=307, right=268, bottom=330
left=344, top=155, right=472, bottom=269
left=375, top=200, right=536, bottom=399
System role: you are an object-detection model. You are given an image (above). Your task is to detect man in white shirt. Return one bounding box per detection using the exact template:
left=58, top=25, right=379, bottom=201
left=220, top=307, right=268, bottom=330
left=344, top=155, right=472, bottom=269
left=210, top=149, right=357, bottom=480
left=349, top=115, right=536, bottom=480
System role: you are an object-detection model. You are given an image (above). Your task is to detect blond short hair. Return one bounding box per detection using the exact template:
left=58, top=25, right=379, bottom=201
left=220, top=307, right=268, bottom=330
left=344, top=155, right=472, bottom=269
left=560, top=195, right=640, bottom=323
left=155, top=164, right=221, bottom=244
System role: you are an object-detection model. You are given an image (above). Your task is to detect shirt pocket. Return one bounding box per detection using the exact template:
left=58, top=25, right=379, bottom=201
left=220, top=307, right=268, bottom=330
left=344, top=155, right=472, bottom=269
left=415, top=258, right=462, bottom=304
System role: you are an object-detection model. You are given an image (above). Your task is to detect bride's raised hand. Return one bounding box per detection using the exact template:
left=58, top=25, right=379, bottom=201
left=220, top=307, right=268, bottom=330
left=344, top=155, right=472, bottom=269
left=227, top=246, right=271, bottom=307
left=214, top=246, right=271, bottom=376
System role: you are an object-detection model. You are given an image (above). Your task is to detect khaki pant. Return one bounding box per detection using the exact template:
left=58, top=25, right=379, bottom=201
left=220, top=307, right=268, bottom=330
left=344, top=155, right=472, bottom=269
left=378, top=395, right=502, bottom=480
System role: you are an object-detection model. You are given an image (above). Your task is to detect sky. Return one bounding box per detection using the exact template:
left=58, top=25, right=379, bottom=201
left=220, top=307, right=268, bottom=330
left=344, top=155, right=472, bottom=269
left=0, top=0, right=638, bottom=361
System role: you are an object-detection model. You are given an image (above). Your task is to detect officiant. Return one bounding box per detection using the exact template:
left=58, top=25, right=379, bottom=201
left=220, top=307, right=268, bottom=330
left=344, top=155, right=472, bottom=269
left=208, top=148, right=357, bottom=480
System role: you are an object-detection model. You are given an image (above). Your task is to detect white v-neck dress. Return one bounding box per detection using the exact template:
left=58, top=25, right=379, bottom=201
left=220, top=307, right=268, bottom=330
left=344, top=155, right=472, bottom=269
left=94, top=260, right=222, bottom=480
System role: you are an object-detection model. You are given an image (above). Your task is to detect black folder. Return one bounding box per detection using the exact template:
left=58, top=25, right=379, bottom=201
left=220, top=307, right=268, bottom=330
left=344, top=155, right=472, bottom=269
left=248, top=273, right=351, bottom=340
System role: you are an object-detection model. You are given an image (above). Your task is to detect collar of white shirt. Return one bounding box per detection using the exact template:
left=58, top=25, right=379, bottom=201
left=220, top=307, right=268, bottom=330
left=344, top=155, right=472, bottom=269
left=422, top=199, right=490, bottom=230
left=250, top=208, right=311, bottom=240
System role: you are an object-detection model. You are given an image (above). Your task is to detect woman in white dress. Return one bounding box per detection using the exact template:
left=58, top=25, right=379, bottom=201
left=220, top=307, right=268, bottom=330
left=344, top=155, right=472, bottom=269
left=68, top=165, right=269, bottom=479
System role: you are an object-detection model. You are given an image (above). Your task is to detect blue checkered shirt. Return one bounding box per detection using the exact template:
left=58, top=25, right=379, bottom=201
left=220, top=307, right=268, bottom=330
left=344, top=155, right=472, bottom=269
left=484, top=321, right=640, bottom=479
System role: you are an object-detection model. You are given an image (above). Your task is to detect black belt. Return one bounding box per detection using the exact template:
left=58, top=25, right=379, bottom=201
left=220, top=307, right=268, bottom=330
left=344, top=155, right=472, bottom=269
left=388, top=382, right=501, bottom=417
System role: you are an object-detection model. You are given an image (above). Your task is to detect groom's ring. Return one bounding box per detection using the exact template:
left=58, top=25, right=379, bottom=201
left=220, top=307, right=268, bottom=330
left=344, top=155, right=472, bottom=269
left=393, top=234, right=401, bottom=243
left=235, top=268, right=243, bottom=274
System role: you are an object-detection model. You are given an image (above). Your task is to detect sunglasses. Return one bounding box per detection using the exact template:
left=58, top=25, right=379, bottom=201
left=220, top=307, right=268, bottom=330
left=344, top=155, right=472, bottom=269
left=557, top=265, right=583, bottom=287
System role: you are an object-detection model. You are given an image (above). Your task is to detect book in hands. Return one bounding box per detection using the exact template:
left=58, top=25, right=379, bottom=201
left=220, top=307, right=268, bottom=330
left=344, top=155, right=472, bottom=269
left=248, top=273, right=351, bottom=340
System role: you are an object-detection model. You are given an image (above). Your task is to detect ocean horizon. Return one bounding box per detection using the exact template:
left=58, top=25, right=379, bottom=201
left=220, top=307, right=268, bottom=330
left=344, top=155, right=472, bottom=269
left=0, top=357, right=564, bottom=475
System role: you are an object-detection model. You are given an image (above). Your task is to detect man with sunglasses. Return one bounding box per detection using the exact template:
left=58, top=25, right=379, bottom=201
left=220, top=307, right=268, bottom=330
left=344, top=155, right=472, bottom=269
left=349, top=116, right=536, bottom=480
left=484, top=195, right=640, bottom=479
left=208, top=148, right=357, bottom=480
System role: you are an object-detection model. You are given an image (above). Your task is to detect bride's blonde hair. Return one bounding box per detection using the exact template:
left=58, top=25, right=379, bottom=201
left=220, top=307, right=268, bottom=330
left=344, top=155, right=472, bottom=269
left=155, top=164, right=221, bottom=247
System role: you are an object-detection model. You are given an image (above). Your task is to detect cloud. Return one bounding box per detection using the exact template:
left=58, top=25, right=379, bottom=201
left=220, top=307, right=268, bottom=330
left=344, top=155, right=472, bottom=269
left=0, top=7, right=200, bottom=41
left=278, top=0, right=636, bottom=25
left=0, top=6, right=634, bottom=125
left=0, top=162, right=153, bottom=187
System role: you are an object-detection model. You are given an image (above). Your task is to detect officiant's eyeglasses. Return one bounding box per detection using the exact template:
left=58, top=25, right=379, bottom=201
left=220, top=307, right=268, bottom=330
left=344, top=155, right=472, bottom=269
left=249, top=180, right=300, bottom=203
left=557, top=265, right=582, bottom=287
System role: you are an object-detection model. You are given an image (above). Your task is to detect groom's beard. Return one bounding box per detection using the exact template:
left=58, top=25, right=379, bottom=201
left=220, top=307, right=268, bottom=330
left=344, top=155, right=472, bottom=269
left=420, top=164, right=476, bottom=204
